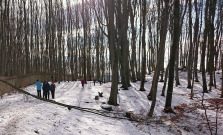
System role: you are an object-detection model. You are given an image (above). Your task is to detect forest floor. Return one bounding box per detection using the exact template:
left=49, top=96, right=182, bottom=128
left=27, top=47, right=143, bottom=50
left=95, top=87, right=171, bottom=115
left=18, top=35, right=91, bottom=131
left=0, top=71, right=222, bottom=135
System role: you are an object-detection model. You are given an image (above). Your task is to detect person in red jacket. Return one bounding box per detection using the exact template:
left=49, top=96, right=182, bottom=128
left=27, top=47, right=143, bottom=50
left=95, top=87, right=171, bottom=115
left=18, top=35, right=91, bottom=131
left=81, top=78, right=85, bottom=88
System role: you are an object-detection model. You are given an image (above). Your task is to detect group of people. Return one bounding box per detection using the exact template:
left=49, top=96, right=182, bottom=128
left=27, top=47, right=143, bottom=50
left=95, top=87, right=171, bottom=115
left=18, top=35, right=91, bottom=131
left=35, top=80, right=56, bottom=99
left=36, top=78, right=101, bottom=98
left=81, top=77, right=103, bottom=88
left=93, top=78, right=102, bottom=86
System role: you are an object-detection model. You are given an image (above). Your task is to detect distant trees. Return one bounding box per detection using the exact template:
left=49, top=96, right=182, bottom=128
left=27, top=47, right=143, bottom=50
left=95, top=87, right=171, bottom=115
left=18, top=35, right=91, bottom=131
left=0, top=0, right=222, bottom=111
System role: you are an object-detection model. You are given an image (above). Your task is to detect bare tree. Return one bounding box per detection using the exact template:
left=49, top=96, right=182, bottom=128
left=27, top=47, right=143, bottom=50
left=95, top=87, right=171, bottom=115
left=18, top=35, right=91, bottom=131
left=201, top=0, right=210, bottom=93
left=107, top=0, right=119, bottom=106
left=129, top=0, right=137, bottom=82
left=164, top=0, right=180, bottom=113
left=148, top=0, right=170, bottom=116
left=187, top=0, right=193, bottom=89
left=147, top=0, right=170, bottom=101
left=139, top=0, right=147, bottom=91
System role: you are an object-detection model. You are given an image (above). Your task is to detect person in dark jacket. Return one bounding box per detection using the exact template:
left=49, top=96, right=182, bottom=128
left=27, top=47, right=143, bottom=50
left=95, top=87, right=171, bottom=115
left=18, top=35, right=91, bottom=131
left=98, top=78, right=102, bottom=86
left=50, top=81, right=56, bottom=99
left=42, top=81, right=50, bottom=99
left=93, top=78, right=96, bottom=86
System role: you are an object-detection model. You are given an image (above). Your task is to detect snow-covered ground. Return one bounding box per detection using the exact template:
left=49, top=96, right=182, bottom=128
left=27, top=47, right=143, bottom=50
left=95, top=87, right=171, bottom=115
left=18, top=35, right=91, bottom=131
left=0, top=71, right=222, bottom=135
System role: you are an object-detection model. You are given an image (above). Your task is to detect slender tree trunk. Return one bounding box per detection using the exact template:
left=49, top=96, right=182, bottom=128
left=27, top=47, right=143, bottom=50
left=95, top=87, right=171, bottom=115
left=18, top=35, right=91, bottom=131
left=175, top=42, right=180, bottom=86
left=208, top=0, right=217, bottom=91
left=164, top=0, right=180, bottom=113
left=82, top=0, right=87, bottom=81
left=87, top=31, right=92, bottom=80
left=221, top=53, right=223, bottom=98
left=187, top=0, right=193, bottom=89
left=0, top=1, right=2, bottom=75
left=96, top=29, right=100, bottom=81
left=118, top=0, right=130, bottom=90
left=193, top=0, right=200, bottom=82
left=147, top=0, right=169, bottom=100
left=137, top=1, right=142, bottom=81
left=161, top=63, right=169, bottom=96
left=107, top=0, right=119, bottom=106
left=130, top=2, right=137, bottom=82
left=75, top=5, right=79, bottom=80
left=175, top=0, right=188, bottom=85
left=201, top=0, right=209, bottom=93
left=191, top=0, right=201, bottom=97
left=24, top=1, right=29, bottom=74
left=139, top=0, right=146, bottom=91
left=148, top=0, right=170, bottom=116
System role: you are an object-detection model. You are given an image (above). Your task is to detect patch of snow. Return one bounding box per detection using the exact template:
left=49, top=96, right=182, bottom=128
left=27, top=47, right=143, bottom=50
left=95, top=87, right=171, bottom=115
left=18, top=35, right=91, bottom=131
left=0, top=71, right=222, bottom=135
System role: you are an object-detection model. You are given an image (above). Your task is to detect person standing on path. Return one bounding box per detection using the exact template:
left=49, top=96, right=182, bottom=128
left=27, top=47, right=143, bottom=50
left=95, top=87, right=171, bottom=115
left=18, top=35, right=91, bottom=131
left=35, top=80, right=42, bottom=98
left=42, top=81, right=50, bottom=99
left=93, top=78, right=96, bottom=86
left=98, top=78, right=102, bottom=86
left=81, top=78, right=85, bottom=88
left=50, top=81, right=56, bottom=99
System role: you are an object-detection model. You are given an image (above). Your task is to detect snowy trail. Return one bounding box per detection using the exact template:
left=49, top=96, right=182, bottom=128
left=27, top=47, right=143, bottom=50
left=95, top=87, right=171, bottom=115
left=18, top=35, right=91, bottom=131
left=0, top=71, right=222, bottom=135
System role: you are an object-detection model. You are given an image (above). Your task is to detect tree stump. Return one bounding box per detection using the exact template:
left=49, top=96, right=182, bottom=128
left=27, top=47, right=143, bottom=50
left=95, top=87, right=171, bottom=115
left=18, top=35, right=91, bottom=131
left=126, top=111, right=133, bottom=118
left=95, top=96, right=99, bottom=100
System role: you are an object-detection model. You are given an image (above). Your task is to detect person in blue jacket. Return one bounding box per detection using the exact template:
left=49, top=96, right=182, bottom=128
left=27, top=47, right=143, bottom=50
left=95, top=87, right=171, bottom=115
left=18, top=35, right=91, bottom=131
left=35, top=80, right=42, bottom=98
left=42, top=81, right=50, bottom=99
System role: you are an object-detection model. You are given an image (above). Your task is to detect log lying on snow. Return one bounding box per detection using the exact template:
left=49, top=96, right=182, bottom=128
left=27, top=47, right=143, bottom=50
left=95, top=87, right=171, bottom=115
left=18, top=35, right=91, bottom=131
left=101, top=104, right=113, bottom=111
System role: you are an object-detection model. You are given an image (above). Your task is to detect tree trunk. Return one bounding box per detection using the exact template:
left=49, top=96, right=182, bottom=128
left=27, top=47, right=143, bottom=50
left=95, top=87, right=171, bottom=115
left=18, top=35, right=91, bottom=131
left=118, top=0, right=130, bottom=90
left=24, top=1, right=30, bottom=75
left=201, top=0, right=209, bottom=93
left=161, top=63, right=169, bottom=96
left=96, top=30, right=100, bottom=81
left=87, top=32, right=92, bottom=80
left=193, top=0, right=200, bottom=82
left=82, top=0, right=87, bottom=82
left=175, top=42, right=180, bottom=86
left=137, top=1, right=142, bottom=81
left=164, top=0, right=180, bottom=113
left=130, top=2, right=137, bottom=82
left=208, top=0, right=217, bottom=91
left=139, top=0, right=146, bottom=91
left=221, top=53, right=223, bottom=98
left=148, top=0, right=170, bottom=116
left=107, top=0, right=119, bottom=106
left=147, top=0, right=169, bottom=100
left=187, top=0, right=193, bottom=89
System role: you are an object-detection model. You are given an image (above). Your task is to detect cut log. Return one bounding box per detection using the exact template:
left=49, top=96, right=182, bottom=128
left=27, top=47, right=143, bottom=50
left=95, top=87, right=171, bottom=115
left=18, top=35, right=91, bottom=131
left=95, top=96, right=99, bottom=100
left=101, top=104, right=113, bottom=111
